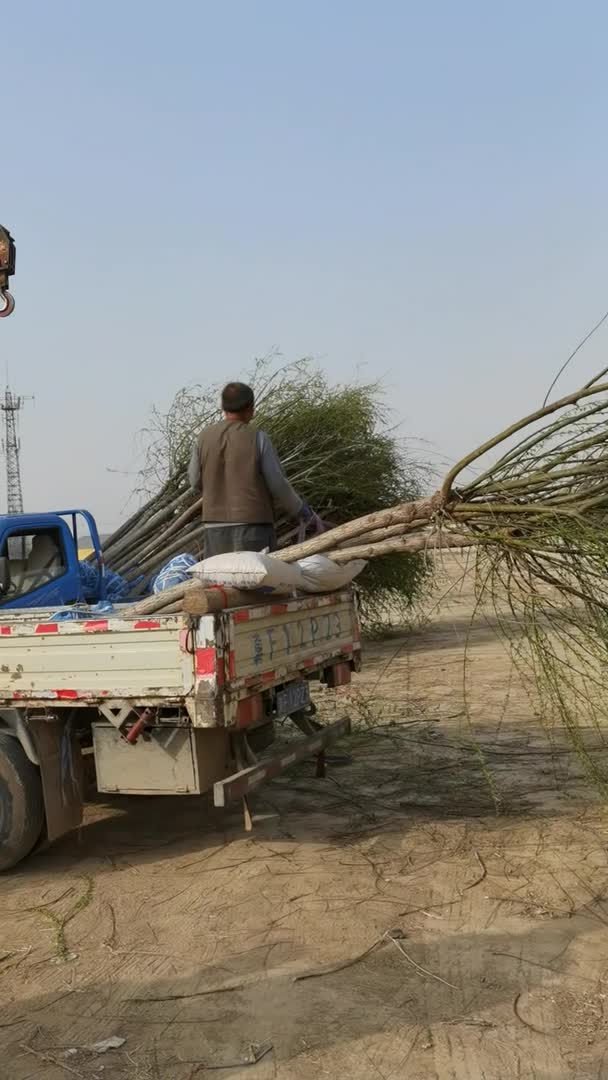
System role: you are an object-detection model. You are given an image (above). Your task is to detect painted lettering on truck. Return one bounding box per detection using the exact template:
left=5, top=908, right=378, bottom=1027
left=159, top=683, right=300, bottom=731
left=249, top=612, right=343, bottom=665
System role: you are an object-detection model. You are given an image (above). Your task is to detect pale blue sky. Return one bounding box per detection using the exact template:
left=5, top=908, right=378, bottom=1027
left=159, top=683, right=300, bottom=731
left=3, top=1, right=608, bottom=530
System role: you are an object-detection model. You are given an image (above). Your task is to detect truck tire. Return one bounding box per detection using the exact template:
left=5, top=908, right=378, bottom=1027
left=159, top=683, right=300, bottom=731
left=0, top=734, right=44, bottom=871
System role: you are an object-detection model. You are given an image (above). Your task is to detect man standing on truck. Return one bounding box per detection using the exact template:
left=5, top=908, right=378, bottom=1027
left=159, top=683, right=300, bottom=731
left=188, top=381, right=323, bottom=557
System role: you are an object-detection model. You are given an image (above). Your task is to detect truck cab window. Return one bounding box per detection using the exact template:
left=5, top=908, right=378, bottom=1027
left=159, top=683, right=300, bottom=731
left=1, top=528, right=66, bottom=599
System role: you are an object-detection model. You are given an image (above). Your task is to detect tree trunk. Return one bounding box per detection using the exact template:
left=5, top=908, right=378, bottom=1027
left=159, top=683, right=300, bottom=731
left=326, top=531, right=477, bottom=562
left=274, top=495, right=443, bottom=562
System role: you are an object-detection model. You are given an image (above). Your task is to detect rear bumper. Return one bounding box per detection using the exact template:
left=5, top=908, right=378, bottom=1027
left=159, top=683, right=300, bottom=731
left=213, top=715, right=351, bottom=806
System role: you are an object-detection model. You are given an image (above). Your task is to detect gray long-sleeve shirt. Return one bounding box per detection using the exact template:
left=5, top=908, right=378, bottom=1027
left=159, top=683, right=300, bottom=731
left=188, top=428, right=304, bottom=523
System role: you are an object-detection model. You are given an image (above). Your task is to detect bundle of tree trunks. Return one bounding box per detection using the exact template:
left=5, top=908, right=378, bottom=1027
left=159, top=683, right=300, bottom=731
left=123, top=582, right=284, bottom=617
left=121, top=504, right=471, bottom=613
left=101, top=485, right=309, bottom=595
left=114, top=370, right=608, bottom=618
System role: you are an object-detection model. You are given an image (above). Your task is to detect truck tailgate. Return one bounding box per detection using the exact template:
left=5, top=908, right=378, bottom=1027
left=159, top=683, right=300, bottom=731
left=223, top=592, right=359, bottom=689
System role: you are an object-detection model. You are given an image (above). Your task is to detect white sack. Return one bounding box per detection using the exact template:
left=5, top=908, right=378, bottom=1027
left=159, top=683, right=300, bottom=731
left=296, top=555, right=367, bottom=593
left=189, top=551, right=304, bottom=593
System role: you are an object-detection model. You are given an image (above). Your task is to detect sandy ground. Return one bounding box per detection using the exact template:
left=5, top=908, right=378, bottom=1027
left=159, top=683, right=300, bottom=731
left=2, top=554, right=608, bottom=1079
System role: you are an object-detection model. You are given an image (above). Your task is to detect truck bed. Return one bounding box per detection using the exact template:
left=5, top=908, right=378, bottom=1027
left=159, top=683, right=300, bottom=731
left=0, top=591, right=361, bottom=726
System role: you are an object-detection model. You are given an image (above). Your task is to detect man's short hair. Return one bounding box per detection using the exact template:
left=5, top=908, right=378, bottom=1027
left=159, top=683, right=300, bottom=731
left=221, top=382, right=255, bottom=414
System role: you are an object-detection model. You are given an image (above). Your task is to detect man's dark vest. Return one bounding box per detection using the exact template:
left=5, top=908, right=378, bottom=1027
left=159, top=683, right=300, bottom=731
left=198, top=420, right=273, bottom=523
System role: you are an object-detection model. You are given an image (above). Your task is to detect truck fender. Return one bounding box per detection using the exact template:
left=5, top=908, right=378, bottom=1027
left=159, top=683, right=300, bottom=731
left=0, top=710, right=84, bottom=844
left=0, top=709, right=40, bottom=765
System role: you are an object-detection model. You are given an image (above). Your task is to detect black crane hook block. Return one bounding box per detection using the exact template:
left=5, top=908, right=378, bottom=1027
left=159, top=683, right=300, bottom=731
left=0, top=225, right=15, bottom=317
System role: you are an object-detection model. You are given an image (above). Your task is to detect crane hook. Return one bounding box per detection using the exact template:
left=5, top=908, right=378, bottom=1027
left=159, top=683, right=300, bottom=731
left=0, top=289, right=14, bottom=318
left=0, top=225, right=16, bottom=318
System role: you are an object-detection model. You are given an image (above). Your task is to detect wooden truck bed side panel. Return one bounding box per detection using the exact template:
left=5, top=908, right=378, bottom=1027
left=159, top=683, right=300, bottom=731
left=0, top=615, right=194, bottom=704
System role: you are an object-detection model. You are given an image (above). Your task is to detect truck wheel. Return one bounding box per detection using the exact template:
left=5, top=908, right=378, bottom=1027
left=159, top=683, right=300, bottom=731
left=0, top=734, right=44, bottom=871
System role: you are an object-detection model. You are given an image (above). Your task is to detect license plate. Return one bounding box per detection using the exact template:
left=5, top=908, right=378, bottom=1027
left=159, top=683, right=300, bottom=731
left=275, top=680, right=310, bottom=717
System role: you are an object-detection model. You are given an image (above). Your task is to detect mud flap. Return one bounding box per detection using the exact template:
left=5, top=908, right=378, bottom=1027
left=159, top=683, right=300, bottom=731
left=28, top=717, right=84, bottom=843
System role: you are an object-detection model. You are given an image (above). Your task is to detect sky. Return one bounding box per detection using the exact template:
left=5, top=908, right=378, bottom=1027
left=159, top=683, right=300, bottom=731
left=3, top=1, right=608, bottom=531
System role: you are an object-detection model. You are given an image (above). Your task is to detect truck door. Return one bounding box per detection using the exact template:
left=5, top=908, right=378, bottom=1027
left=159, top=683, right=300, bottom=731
left=0, top=524, right=79, bottom=608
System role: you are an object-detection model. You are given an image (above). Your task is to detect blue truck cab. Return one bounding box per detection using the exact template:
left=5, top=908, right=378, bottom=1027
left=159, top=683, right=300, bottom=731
left=0, top=510, right=105, bottom=609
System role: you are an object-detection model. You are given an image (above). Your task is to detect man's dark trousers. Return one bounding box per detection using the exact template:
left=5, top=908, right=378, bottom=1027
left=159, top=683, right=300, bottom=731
left=203, top=524, right=276, bottom=558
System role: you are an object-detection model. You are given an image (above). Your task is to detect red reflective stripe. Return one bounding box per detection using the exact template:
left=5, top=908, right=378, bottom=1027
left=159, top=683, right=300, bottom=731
left=83, top=620, right=109, bottom=633
left=236, top=693, right=263, bottom=728
left=271, top=603, right=288, bottom=615
left=228, top=650, right=236, bottom=679
left=36, top=624, right=58, bottom=634
left=261, top=670, right=276, bottom=683
left=133, top=620, right=161, bottom=630
left=0, top=626, right=11, bottom=635
left=13, top=688, right=109, bottom=700
left=196, top=647, right=216, bottom=676
left=232, top=610, right=250, bottom=623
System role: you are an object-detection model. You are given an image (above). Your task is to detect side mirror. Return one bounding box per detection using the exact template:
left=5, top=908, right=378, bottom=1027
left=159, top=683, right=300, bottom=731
left=0, top=557, right=11, bottom=595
